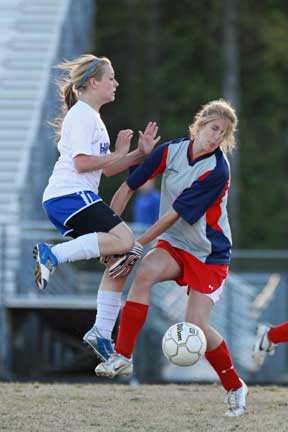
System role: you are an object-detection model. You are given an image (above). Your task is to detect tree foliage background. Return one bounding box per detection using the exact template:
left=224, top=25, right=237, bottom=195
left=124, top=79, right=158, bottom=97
left=94, top=0, right=288, bottom=248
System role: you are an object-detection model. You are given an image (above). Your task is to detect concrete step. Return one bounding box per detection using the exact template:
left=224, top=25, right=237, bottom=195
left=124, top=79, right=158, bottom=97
left=0, top=181, right=17, bottom=191
left=7, top=33, right=51, bottom=46
left=3, top=61, right=46, bottom=71
left=5, top=51, right=48, bottom=62
left=0, top=190, right=18, bottom=199
left=0, top=149, right=24, bottom=160
left=16, top=22, right=57, bottom=33
left=0, top=161, right=19, bottom=170
left=0, top=130, right=27, bottom=140
left=0, top=0, right=22, bottom=8
left=0, top=109, right=32, bottom=120
left=0, top=172, right=16, bottom=181
left=0, top=176, right=16, bottom=185
left=0, top=81, right=40, bottom=91
left=22, top=0, right=60, bottom=6
left=0, top=140, right=28, bottom=148
left=0, top=120, right=30, bottom=129
left=0, top=100, right=35, bottom=109
left=7, top=39, right=50, bottom=50
left=0, top=209, right=19, bottom=222
left=1, top=70, right=43, bottom=81
left=0, top=130, right=28, bottom=138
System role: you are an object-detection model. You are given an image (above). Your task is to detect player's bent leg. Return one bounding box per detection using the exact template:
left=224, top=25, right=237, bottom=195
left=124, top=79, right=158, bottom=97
left=33, top=243, right=58, bottom=290
left=98, top=221, right=135, bottom=257
left=224, top=379, right=248, bottom=417
left=95, top=353, right=133, bottom=378
left=252, top=323, right=276, bottom=368
left=127, top=247, right=182, bottom=304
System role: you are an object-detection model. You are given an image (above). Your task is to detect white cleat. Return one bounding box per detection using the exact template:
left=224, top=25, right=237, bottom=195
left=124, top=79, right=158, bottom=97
left=95, top=353, right=133, bottom=378
left=252, top=324, right=277, bottom=368
left=224, top=379, right=248, bottom=417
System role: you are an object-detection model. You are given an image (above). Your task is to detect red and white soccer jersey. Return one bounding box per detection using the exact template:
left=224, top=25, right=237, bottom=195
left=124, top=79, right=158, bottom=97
left=127, top=138, right=232, bottom=267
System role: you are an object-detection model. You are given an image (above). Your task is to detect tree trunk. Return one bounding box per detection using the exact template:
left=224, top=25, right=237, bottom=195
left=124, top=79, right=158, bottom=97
left=222, top=0, right=240, bottom=246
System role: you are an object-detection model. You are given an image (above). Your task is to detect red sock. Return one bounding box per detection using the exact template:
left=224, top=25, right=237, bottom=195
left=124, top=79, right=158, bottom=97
left=205, top=340, right=242, bottom=391
left=115, top=301, right=149, bottom=359
left=269, top=322, right=288, bottom=344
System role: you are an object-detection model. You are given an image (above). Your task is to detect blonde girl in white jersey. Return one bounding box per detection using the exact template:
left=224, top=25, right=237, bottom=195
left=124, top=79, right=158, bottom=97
left=33, top=54, right=160, bottom=358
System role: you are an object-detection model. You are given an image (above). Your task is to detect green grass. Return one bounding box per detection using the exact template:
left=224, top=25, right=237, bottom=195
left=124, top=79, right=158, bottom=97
left=0, top=382, right=287, bottom=432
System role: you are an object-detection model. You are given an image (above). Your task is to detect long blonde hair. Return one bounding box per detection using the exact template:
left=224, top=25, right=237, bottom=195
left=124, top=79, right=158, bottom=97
left=189, top=99, right=238, bottom=153
left=52, top=54, right=111, bottom=138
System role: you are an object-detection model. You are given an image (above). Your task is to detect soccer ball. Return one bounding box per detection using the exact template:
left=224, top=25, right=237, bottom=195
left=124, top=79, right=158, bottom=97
left=162, top=322, right=207, bottom=367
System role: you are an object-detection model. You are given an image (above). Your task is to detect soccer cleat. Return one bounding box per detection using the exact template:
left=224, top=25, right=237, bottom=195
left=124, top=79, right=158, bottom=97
left=224, top=379, right=248, bottom=417
left=108, top=242, right=143, bottom=279
left=94, top=353, right=133, bottom=378
left=33, top=243, right=58, bottom=290
left=83, top=326, right=114, bottom=361
left=252, top=324, right=277, bottom=368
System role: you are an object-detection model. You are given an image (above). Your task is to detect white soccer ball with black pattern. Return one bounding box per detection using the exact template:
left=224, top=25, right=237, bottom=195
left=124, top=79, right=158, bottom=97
left=162, top=322, right=207, bottom=366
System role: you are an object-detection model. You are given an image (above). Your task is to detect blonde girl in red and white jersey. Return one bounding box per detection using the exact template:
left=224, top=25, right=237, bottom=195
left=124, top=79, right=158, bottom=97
left=94, top=99, right=248, bottom=417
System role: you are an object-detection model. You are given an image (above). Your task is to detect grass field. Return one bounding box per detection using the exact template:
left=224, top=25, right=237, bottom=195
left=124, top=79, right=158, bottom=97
left=0, top=381, right=287, bottom=431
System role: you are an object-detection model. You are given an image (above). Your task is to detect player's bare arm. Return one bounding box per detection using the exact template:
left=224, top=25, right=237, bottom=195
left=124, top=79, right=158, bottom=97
left=137, top=208, right=179, bottom=247
left=109, top=181, right=135, bottom=216
left=73, top=128, right=132, bottom=173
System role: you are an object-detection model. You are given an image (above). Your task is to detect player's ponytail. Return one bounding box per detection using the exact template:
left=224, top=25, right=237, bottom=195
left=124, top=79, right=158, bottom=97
left=63, top=82, right=77, bottom=111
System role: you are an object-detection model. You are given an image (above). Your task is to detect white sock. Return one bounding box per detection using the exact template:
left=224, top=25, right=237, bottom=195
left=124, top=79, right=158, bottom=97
left=95, top=290, right=122, bottom=339
left=51, top=232, right=99, bottom=264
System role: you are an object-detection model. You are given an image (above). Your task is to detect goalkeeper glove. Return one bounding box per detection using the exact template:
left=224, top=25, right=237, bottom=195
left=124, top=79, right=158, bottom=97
left=108, top=242, right=143, bottom=279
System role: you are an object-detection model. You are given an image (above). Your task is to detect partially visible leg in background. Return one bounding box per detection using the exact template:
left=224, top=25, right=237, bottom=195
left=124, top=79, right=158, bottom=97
left=253, top=321, right=288, bottom=368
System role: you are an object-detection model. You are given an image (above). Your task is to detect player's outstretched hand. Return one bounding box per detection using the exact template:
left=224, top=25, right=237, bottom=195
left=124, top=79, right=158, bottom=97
left=137, top=122, right=161, bottom=156
left=115, top=129, right=134, bottom=155
left=108, top=242, right=143, bottom=279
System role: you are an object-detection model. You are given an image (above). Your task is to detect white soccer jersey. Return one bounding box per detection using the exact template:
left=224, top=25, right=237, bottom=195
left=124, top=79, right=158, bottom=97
left=43, top=100, right=110, bottom=202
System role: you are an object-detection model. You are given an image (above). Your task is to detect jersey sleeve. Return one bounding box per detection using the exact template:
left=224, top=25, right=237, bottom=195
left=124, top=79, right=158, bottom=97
left=173, top=167, right=229, bottom=225
left=69, top=111, right=96, bottom=158
left=126, top=142, right=169, bottom=190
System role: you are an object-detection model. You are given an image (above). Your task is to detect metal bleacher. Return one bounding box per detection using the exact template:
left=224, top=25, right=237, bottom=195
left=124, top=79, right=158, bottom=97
left=0, top=0, right=95, bottom=295
left=0, top=0, right=96, bottom=377
left=0, top=0, right=67, bottom=223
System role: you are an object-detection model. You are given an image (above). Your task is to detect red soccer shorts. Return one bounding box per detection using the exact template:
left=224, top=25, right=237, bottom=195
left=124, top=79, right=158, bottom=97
left=155, top=240, right=228, bottom=295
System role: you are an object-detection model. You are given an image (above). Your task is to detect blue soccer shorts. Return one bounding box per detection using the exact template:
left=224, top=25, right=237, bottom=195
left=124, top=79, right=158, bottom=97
left=43, top=190, right=123, bottom=238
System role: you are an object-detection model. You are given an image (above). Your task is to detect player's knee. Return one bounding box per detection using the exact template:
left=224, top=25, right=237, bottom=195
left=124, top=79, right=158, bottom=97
left=124, top=234, right=135, bottom=252
left=188, top=317, right=207, bottom=333
left=134, top=260, right=158, bottom=286
left=117, top=231, right=135, bottom=253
